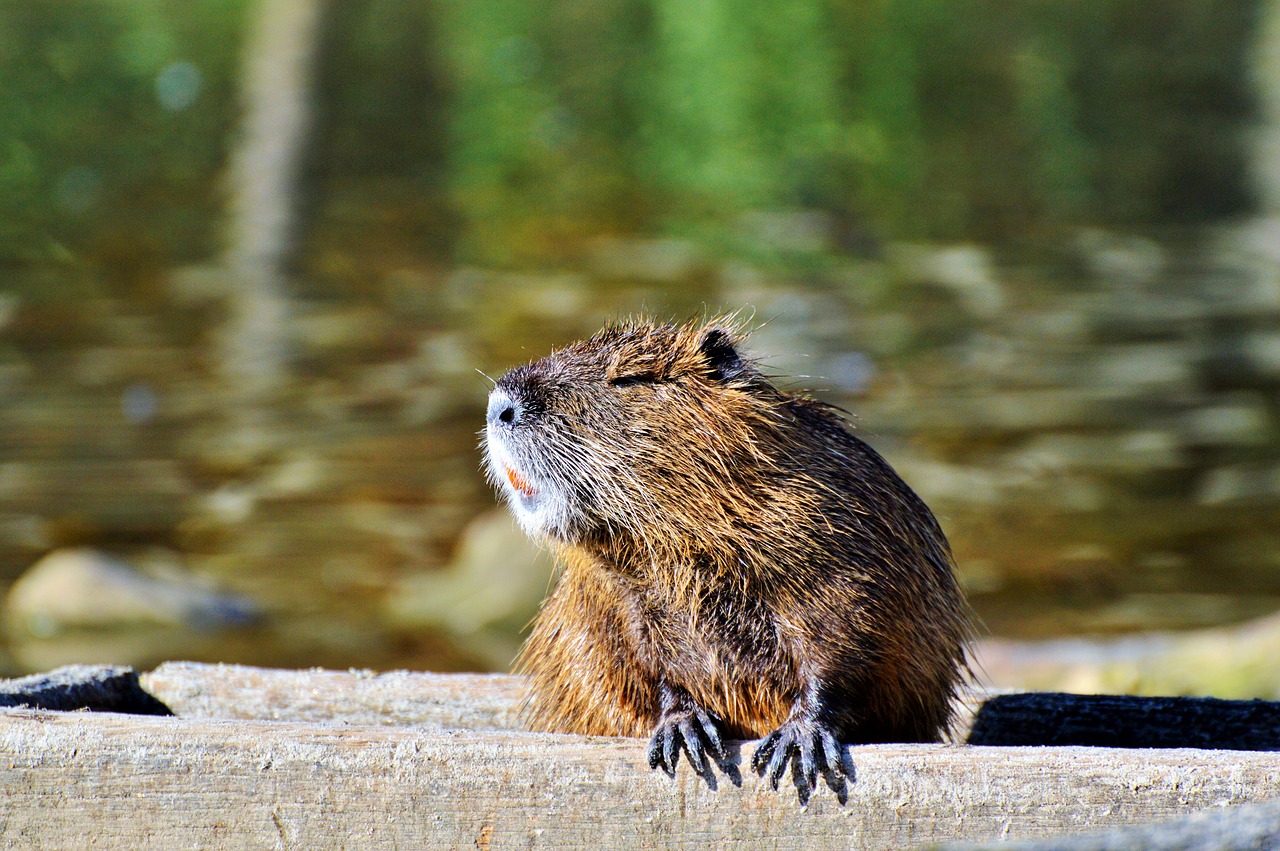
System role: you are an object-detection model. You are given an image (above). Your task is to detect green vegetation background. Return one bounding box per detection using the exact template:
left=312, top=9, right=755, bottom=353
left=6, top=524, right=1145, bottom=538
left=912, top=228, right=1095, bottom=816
left=0, top=0, right=1260, bottom=278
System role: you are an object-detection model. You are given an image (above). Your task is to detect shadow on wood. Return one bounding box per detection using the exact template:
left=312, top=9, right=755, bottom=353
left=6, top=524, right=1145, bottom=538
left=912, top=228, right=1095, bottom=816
left=967, top=692, right=1280, bottom=750
left=0, top=664, right=171, bottom=715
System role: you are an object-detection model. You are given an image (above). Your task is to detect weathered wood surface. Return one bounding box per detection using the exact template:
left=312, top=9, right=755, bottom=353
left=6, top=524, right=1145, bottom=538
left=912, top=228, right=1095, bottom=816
left=142, top=661, right=523, bottom=729
left=0, top=662, right=1278, bottom=849
left=0, top=706, right=1278, bottom=850
left=143, top=661, right=993, bottom=738
left=948, top=795, right=1280, bottom=851
left=141, top=662, right=1280, bottom=751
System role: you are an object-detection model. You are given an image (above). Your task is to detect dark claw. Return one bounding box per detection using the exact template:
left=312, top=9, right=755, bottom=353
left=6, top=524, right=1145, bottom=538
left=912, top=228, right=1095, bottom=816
left=819, top=727, right=844, bottom=789
left=765, top=735, right=791, bottom=790
left=697, top=708, right=726, bottom=761
left=751, top=730, right=780, bottom=775
left=647, top=726, right=671, bottom=774
left=663, top=721, right=679, bottom=774
left=646, top=733, right=662, bottom=771
left=678, top=717, right=706, bottom=773
left=751, top=718, right=853, bottom=799
left=648, top=704, right=729, bottom=780
left=798, top=736, right=817, bottom=791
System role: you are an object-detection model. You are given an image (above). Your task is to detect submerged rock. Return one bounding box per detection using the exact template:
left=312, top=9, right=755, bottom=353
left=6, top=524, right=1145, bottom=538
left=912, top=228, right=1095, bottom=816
left=5, top=548, right=262, bottom=637
left=975, top=609, right=1280, bottom=698
left=386, top=509, right=553, bottom=668
left=888, top=243, right=1006, bottom=318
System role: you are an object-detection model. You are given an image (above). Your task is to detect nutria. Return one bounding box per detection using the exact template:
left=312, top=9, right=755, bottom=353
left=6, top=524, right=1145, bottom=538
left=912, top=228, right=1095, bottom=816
left=483, top=316, right=970, bottom=796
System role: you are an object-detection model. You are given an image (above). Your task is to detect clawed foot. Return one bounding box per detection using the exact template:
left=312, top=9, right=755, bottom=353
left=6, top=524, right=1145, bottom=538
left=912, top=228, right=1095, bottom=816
left=646, top=704, right=728, bottom=779
left=751, top=717, right=852, bottom=802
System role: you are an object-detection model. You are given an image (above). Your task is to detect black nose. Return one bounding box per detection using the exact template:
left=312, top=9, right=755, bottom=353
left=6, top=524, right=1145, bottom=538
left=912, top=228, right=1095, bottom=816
left=487, top=391, right=520, bottom=427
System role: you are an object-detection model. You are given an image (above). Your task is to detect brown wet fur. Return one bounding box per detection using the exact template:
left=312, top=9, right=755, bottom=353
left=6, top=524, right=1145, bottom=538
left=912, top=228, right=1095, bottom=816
left=486, top=317, right=972, bottom=746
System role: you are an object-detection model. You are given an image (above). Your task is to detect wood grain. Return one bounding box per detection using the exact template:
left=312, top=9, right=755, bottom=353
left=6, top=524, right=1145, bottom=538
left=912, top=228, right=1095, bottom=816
left=1, top=707, right=1278, bottom=850
left=0, top=662, right=1271, bottom=849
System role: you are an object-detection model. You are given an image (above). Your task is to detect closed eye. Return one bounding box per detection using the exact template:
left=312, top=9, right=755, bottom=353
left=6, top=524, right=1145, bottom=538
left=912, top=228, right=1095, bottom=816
left=609, top=372, right=658, bottom=387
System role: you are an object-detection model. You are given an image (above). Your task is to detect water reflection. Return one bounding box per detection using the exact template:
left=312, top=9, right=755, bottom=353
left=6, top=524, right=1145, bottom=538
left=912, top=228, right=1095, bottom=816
left=2, top=1, right=1279, bottom=694
left=0, top=225, right=1278, bottom=681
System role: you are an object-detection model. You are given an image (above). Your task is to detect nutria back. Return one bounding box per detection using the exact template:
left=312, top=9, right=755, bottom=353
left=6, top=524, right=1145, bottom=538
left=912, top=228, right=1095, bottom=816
left=483, top=317, right=971, bottom=787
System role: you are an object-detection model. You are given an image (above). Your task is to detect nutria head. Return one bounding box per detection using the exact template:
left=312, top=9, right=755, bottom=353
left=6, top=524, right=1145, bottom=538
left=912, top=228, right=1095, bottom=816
left=483, top=317, right=788, bottom=550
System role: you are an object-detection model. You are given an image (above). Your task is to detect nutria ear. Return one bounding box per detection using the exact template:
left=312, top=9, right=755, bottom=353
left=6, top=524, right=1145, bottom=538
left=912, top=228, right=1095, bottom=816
left=699, top=327, right=747, bottom=382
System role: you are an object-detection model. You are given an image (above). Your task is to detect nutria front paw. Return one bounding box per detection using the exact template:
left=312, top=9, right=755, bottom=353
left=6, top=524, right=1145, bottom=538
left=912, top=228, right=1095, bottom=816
left=646, top=704, right=727, bottom=778
left=752, top=717, right=851, bottom=799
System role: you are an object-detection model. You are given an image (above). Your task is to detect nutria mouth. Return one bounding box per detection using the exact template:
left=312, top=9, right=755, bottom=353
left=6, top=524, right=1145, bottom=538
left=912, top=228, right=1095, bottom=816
left=504, top=464, right=537, bottom=500
left=484, top=421, right=546, bottom=530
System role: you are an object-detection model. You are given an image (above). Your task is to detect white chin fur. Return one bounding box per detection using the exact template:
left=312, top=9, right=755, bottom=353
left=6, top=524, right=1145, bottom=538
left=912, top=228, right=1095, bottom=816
left=485, top=425, right=561, bottom=541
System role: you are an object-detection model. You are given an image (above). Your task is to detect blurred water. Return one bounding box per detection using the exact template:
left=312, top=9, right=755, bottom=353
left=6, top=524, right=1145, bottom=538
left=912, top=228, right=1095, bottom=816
left=1, top=0, right=1277, bottom=678
left=1, top=222, right=1279, bottom=675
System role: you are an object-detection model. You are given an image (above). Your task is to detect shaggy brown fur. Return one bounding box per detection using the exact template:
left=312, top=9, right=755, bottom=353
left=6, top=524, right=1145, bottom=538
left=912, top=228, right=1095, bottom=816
left=483, top=317, right=971, bottom=794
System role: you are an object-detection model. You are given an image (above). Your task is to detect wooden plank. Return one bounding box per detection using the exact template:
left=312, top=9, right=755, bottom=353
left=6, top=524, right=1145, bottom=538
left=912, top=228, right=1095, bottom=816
left=0, top=707, right=1277, bottom=850
left=3, top=663, right=1278, bottom=848
left=144, top=662, right=1280, bottom=752
left=141, top=661, right=996, bottom=739
left=946, top=796, right=1280, bottom=850
left=141, top=661, right=524, bottom=730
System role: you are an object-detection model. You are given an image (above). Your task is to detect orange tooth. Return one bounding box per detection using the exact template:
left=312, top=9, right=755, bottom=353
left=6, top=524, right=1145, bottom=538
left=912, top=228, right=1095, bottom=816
left=506, top=466, right=534, bottom=495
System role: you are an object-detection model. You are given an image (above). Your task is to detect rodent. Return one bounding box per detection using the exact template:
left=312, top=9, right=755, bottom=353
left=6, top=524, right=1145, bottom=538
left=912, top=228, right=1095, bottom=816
left=483, top=317, right=971, bottom=796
